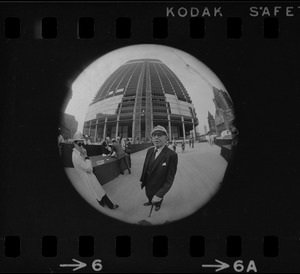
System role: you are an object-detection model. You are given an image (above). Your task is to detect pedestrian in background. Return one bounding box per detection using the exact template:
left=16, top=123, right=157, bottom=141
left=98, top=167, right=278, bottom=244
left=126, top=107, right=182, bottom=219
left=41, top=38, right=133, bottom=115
left=172, top=138, right=177, bottom=152
left=125, top=138, right=132, bottom=167
left=109, top=139, right=131, bottom=175
left=181, top=139, right=185, bottom=153
left=231, top=127, right=239, bottom=149
left=101, top=137, right=111, bottom=155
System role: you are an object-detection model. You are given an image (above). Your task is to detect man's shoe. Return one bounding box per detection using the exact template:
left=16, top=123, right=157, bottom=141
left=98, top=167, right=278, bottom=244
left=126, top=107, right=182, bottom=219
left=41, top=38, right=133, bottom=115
left=154, top=205, right=161, bottom=211
left=143, top=202, right=152, bottom=206
left=97, top=199, right=105, bottom=207
left=110, top=205, right=119, bottom=210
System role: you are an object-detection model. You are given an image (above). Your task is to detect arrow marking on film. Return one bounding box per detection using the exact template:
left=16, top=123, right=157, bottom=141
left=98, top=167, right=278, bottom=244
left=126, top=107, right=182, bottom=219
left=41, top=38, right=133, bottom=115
left=60, top=259, right=87, bottom=272
left=202, top=259, right=230, bottom=272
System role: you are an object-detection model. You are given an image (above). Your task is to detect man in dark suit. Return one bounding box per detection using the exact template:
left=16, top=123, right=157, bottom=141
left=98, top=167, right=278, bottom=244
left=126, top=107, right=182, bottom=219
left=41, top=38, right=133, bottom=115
left=109, top=139, right=131, bottom=175
left=140, top=125, right=178, bottom=211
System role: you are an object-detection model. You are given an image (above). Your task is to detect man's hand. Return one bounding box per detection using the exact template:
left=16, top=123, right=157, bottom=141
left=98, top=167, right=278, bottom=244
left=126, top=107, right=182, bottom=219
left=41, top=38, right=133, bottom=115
left=151, top=195, right=162, bottom=203
left=81, top=147, right=88, bottom=157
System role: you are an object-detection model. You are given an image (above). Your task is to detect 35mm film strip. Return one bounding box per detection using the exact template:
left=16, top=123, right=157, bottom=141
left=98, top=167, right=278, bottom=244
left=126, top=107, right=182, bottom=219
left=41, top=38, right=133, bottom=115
left=1, top=1, right=300, bottom=273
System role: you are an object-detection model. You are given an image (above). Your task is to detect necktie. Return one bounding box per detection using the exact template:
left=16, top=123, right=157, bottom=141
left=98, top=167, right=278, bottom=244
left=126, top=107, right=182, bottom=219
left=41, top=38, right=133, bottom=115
left=150, top=149, right=158, bottom=165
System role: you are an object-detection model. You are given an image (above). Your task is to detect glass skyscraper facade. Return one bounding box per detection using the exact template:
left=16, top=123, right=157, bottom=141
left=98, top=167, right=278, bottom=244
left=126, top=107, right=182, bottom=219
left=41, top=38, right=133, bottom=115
left=83, top=59, right=199, bottom=142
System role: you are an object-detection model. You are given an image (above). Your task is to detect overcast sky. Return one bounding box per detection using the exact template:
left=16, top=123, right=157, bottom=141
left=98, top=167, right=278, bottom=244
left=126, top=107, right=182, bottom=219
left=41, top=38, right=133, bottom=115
left=64, top=44, right=227, bottom=135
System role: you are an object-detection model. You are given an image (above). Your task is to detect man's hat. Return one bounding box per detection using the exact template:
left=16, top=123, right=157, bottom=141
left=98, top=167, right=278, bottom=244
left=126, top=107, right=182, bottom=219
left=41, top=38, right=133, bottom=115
left=150, top=125, right=168, bottom=136
left=73, top=132, right=85, bottom=142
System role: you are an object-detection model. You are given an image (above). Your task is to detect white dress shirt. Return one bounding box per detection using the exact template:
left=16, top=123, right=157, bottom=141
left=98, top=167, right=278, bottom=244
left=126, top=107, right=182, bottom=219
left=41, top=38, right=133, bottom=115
left=154, top=145, right=165, bottom=159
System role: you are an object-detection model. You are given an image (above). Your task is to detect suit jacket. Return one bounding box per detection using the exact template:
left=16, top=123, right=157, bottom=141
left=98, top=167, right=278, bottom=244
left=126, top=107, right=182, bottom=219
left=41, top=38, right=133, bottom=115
left=110, top=143, right=127, bottom=160
left=140, top=146, right=178, bottom=200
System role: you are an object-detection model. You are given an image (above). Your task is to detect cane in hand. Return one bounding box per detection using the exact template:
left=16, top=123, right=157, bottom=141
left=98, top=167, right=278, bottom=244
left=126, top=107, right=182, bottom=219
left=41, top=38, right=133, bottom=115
left=148, top=203, right=154, bottom=218
left=149, top=203, right=154, bottom=218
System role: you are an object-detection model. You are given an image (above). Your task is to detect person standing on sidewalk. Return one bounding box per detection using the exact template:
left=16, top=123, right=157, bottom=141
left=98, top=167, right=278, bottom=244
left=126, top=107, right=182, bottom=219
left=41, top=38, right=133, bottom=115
left=124, top=138, right=132, bottom=167
left=181, top=139, right=185, bottom=153
left=72, top=132, right=119, bottom=210
left=140, top=125, right=178, bottom=212
left=172, top=138, right=177, bottom=152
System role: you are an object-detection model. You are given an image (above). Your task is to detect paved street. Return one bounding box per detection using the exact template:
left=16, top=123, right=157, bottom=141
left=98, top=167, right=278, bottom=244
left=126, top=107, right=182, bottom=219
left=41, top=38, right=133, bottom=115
left=65, top=142, right=228, bottom=225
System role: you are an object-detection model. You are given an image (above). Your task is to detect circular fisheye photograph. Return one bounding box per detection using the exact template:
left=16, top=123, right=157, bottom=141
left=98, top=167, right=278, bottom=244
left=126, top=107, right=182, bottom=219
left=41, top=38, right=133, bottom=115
left=58, top=44, right=237, bottom=225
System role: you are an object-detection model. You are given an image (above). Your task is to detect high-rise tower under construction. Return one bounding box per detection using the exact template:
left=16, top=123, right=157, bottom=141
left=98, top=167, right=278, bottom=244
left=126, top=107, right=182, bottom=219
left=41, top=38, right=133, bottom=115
left=83, top=59, right=199, bottom=141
